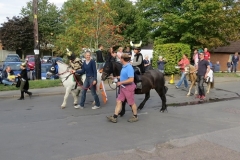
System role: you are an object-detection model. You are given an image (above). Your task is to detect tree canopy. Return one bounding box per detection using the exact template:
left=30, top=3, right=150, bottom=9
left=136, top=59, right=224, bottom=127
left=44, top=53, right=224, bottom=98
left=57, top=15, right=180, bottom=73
left=0, top=16, right=34, bottom=53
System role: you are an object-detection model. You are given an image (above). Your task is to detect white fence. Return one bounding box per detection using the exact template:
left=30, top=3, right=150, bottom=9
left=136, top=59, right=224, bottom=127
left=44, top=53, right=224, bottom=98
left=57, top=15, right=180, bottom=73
left=0, top=50, right=16, bottom=61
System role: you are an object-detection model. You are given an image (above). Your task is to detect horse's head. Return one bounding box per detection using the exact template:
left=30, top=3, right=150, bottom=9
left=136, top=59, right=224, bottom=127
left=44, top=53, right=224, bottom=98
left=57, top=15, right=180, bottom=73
left=46, top=61, right=58, bottom=78
left=184, top=64, right=195, bottom=75
left=101, top=61, right=113, bottom=81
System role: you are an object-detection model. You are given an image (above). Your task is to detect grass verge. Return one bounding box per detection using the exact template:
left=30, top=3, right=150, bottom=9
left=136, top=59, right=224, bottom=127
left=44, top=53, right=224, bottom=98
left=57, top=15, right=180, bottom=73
left=0, top=79, right=62, bottom=91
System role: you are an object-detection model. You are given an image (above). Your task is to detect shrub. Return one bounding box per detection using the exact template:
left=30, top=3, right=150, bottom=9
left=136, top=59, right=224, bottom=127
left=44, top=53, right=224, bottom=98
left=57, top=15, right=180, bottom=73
left=152, top=43, right=191, bottom=75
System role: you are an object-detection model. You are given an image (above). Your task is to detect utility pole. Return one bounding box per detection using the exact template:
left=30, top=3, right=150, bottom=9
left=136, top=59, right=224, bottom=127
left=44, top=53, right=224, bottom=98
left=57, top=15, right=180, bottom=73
left=33, top=0, right=41, bottom=80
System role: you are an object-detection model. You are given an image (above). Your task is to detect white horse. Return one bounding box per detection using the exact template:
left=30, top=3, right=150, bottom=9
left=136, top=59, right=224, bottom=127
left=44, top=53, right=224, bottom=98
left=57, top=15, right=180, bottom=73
left=47, top=61, right=102, bottom=109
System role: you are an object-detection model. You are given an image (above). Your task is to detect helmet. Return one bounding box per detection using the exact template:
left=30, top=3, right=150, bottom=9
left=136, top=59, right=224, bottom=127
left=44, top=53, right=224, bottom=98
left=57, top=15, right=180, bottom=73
left=67, top=50, right=76, bottom=61
left=21, top=62, right=27, bottom=67
left=130, top=41, right=142, bottom=51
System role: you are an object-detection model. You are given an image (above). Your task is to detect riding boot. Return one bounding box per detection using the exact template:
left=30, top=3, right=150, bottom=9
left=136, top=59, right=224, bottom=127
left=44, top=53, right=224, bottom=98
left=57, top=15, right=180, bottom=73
left=24, top=90, right=32, bottom=98
left=18, top=91, right=24, bottom=100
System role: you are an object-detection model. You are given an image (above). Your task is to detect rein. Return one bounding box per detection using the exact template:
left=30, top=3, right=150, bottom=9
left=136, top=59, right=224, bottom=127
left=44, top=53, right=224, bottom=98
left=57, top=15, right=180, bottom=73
left=72, top=73, right=95, bottom=90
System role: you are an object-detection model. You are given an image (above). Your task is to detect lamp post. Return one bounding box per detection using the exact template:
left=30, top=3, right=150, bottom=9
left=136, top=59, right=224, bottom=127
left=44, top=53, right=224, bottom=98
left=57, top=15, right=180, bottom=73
left=50, top=32, right=54, bottom=57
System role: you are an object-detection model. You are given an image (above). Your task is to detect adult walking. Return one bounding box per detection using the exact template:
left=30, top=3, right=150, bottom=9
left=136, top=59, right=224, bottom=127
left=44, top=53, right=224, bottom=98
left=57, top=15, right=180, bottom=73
left=17, top=62, right=32, bottom=100
left=176, top=54, right=190, bottom=89
left=196, top=52, right=210, bottom=100
left=106, top=53, right=138, bottom=123
left=231, top=52, right=239, bottom=73
left=72, top=51, right=101, bottom=109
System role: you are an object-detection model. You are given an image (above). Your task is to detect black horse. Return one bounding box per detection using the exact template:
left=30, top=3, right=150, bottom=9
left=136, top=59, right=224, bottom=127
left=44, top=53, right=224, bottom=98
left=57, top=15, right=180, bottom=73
left=101, top=61, right=168, bottom=116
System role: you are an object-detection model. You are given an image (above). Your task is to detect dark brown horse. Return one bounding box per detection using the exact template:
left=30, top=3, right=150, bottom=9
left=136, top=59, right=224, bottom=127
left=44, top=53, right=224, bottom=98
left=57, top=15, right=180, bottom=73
left=101, top=61, right=168, bottom=116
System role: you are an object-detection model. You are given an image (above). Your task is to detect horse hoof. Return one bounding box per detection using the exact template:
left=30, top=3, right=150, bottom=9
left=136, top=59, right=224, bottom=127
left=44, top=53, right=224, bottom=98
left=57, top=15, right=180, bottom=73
left=61, top=106, right=66, bottom=109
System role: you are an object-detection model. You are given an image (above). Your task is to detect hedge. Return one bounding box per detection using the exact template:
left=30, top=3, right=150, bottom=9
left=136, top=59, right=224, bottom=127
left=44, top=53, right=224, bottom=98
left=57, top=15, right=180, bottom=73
left=152, top=43, right=191, bottom=75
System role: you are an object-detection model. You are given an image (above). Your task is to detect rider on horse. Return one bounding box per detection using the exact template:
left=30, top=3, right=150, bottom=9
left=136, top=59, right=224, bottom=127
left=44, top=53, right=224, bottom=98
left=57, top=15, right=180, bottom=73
left=131, top=41, right=145, bottom=89
left=66, top=50, right=83, bottom=85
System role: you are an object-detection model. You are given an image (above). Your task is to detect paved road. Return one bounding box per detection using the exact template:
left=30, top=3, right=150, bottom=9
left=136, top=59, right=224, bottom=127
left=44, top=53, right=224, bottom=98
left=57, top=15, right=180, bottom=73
left=0, top=78, right=240, bottom=160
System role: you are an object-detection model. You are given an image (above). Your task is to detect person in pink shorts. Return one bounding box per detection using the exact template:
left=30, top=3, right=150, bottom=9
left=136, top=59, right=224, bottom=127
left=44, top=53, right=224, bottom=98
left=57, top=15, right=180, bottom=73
left=106, top=53, right=138, bottom=123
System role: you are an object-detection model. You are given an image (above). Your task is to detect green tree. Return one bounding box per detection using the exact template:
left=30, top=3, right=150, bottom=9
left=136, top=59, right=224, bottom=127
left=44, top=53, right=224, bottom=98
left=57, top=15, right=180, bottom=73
left=107, top=0, right=149, bottom=45
left=0, top=16, right=34, bottom=56
left=55, top=0, right=124, bottom=55
left=139, top=0, right=240, bottom=49
left=21, top=0, right=62, bottom=51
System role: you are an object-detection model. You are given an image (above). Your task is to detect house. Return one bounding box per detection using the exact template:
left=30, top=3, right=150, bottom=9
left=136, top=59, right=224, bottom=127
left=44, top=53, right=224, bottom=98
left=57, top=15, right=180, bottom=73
left=210, top=41, right=240, bottom=71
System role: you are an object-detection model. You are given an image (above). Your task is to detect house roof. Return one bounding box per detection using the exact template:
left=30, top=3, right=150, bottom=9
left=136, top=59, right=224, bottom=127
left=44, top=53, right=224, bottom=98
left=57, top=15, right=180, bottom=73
left=211, top=41, right=240, bottom=53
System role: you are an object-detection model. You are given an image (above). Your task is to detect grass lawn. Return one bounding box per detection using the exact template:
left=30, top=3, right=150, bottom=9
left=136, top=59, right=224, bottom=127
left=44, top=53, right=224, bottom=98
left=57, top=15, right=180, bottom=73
left=0, top=79, right=62, bottom=91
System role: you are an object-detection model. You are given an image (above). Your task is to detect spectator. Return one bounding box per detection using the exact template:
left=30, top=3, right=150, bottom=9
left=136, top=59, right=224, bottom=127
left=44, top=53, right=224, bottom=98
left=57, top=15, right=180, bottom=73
left=143, top=55, right=150, bottom=71
left=124, top=46, right=132, bottom=57
left=157, top=56, right=166, bottom=73
left=116, top=47, right=124, bottom=62
left=108, top=50, right=117, bottom=62
left=96, top=44, right=104, bottom=70
left=192, top=49, right=199, bottom=67
left=204, top=48, right=211, bottom=61
left=176, top=54, right=190, bottom=89
left=227, top=59, right=232, bottom=73
left=213, top=61, right=220, bottom=72
left=231, top=52, right=239, bottom=73
left=2, top=66, right=16, bottom=86
left=72, top=51, right=101, bottom=110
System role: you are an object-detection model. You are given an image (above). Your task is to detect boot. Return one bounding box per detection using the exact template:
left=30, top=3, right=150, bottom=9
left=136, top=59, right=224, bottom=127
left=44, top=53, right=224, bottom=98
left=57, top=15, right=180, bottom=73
left=18, top=91, right=24, bottom=100
left=24, top=90, right=32, bottom=98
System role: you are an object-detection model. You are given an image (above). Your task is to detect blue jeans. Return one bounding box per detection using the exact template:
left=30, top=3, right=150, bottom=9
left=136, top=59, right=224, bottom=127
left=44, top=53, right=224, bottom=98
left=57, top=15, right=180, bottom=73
left=2, top=80, right=13, bottom=85
left=232, top=63, right=238, bottom=73
left=176, top=71, right=188, bottom=88
left=79, top=77, right=100, bottom=107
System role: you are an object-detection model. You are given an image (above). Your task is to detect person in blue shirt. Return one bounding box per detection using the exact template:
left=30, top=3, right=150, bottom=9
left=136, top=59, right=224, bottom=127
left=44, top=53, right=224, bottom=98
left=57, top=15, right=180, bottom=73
left=71, top=51, right=100, bottom=110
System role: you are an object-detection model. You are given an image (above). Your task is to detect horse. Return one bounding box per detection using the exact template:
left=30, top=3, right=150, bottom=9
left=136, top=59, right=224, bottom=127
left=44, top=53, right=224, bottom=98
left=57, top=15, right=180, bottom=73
left=101, top=61, right=168, bottom=115
left=46, top=61, right=102, bottom=109
left=184, top=64, right=214, bottom=96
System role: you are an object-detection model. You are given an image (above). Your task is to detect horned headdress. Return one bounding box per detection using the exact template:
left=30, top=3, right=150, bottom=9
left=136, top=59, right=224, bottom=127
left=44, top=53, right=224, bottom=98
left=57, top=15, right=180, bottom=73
left=66, top=48, right=76, bottom=60
left=130, top=41, right=142, bottom=50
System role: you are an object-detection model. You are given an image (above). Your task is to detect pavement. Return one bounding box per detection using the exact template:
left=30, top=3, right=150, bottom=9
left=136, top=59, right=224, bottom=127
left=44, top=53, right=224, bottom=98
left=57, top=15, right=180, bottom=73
left=1, top=76, right=240, bottom=104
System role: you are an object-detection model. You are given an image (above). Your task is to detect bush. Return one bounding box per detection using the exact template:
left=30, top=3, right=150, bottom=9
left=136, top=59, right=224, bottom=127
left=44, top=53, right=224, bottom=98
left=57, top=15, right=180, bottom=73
left=152, top=43, right=191, bottom=75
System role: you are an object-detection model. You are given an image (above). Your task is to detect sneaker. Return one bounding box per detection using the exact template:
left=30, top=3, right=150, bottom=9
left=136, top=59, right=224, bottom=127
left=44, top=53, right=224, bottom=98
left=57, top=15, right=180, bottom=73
left=128, top=116, right=138, bottom=123
left=74, top=105, right=84, bottom=109
left=200, top=95, right=206, bottom=100
left=106, top=115, right=117, bottom=123
left=195, top=95, right=201, bottom=99
left=92, top=106, right=100, bottom=109
left=175, top=86, right=179, bottom=89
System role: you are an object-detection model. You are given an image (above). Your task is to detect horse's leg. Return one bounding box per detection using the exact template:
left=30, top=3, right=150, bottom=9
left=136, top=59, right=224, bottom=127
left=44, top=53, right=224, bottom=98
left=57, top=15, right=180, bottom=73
left=138, top=92, right=150, bottom=110
left=119, top=100, right=126, bottom=117
left=206, top=83, right=211, bottom=94
left=71, top=89, right=79, bottom=106
left=187, top=83, right=193, bottom=96
left=61, top=87, right=71, bottom=109
left=157, top=87, right=167, bottom=112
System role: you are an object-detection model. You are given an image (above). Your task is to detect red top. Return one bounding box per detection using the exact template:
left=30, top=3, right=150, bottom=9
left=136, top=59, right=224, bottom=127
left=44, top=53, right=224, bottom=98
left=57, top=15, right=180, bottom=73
left=178, top=58, right=190, bottom=72
left=204, top=51, right=210, bottom=60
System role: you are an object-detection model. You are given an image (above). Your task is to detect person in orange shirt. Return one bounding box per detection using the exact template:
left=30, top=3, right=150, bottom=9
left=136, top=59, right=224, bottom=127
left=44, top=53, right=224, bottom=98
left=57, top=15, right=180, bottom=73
left=176, top=54, right=190, bottom=89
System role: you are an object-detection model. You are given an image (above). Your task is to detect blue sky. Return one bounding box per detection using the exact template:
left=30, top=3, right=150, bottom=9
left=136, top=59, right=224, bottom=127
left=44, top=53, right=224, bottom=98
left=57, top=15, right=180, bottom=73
left=0, top=0, right=66, bottom=25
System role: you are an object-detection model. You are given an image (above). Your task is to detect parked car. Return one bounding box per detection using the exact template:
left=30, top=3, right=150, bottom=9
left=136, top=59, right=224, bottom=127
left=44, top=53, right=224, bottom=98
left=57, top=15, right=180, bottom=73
left=42, top=56, right=52, bottom=63
left=4, top=56, right=21, bottom=62
left=41, top=63, right=59, bottom=80
left=27, top=57, right=35, bottom=70
left=25, top=55, right=35, bottom=61
left=52, top=57, right=63, bottom=63
left=6, top=53, right=20, bottom=59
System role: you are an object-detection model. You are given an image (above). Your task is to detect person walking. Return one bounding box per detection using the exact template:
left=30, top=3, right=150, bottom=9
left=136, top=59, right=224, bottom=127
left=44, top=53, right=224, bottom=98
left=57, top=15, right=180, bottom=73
left=231, top=52, right=239, bottom=73
left=176, top=54, right=190, bottom=89
left=106, top=53, right=138, bottom=123
left=196, top=52, right=210, bottom=100
left=193, top=49, right=199, bottom=67
left=96, top=44, right=104, bottom=70
left=204, top=48, right=211, bottom=61
left=1, top=66, right=16, bottom=86
left=72, top=51, right=101, bottom=109
left=17, top=62, right=32, bottom=100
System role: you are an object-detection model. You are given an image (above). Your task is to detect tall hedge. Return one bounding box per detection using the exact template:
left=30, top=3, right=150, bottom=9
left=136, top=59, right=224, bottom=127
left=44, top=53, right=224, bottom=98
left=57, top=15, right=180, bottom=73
left=152, top=43, right=191, bottom=75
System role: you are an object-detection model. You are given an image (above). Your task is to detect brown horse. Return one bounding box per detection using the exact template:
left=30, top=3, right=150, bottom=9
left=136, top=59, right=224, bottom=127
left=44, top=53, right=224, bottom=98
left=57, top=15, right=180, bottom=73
left=184, top=64, right=214, bottom=96
left=101, top=61, right=168, bottom=116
